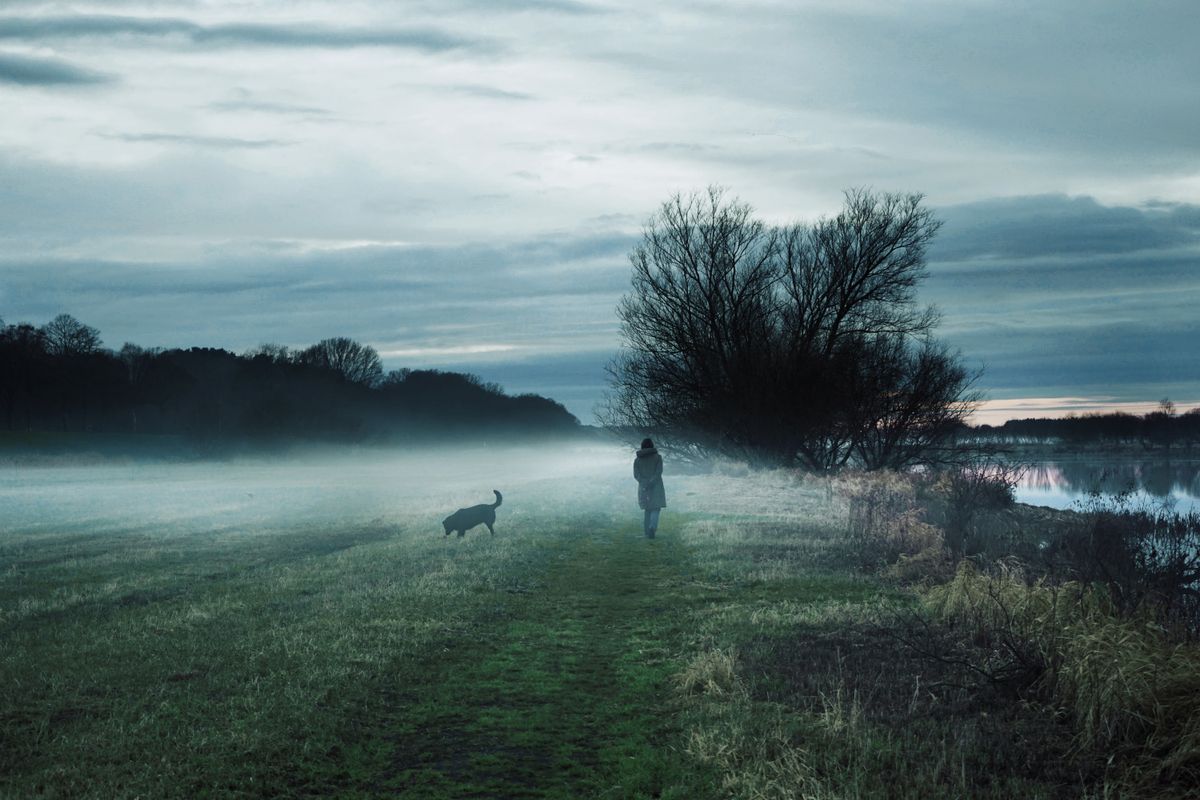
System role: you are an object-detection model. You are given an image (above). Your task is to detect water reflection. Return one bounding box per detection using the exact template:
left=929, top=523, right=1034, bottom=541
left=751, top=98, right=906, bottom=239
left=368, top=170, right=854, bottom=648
left=1017, top=458, right=1200, bottom=512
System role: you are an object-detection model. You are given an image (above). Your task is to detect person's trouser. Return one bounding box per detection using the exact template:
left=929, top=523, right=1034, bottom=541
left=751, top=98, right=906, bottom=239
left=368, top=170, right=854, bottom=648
left=643, top=508, right=661, bottom=538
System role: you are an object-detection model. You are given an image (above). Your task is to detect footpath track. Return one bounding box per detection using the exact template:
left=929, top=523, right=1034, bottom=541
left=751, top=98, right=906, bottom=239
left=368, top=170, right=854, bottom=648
left=339, top=517, right=722, bottom=799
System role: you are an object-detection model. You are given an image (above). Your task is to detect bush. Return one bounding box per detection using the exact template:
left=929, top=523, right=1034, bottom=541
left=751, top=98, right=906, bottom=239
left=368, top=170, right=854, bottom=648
left=837, top=462, right=1023, bottom=576
left=837, top=471, right=944, bottom=572
left=923, top=562, right=1200, bottom=786
left=1046, top=495, right=1200, bottom=638
left=922, top=459, right=1024, bottom=559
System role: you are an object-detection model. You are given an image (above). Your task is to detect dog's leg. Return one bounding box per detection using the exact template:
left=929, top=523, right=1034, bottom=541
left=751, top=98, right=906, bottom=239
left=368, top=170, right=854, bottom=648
left=486, top=522, right=495, bottom=535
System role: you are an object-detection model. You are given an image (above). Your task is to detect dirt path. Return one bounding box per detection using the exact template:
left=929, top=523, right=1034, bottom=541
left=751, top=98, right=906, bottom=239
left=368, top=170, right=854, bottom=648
left=342, top=517, right=719, bottom=799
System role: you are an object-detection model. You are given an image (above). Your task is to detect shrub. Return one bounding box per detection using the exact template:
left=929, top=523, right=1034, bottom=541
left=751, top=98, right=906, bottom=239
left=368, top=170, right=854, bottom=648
left=923, top=562, right=1200, bottom=785
left=935, top=461, right=1021, bottom=553
left=838, top=471, right=943, bottom=571
left=1046, top=495, right=1200, bottom=638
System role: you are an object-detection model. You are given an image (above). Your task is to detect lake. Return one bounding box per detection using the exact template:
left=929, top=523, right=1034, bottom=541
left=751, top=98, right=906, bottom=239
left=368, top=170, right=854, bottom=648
left=1015, top=456, right=1200, bottom=514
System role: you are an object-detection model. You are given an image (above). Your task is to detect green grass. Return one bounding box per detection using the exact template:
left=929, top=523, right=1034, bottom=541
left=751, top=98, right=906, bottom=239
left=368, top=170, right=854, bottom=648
left=324, top=516, right=729, bottom=798
left=0, top=468, right=1120, bottom=798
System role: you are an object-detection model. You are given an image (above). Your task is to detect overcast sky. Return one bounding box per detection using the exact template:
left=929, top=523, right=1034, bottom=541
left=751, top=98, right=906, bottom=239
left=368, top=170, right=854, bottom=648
left=2, top=0, right=1198, bottom=424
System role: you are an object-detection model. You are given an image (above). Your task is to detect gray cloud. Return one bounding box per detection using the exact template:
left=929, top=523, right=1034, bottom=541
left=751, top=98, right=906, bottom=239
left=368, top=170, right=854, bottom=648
left=924, top=194, right=1200, bottom=404
left=205, top=98, right=331, bottom=117
left=0, top=50, right=113, bottom=85
left=933, top=195, right=1200, bottom=261
left=4, top=189, right=1198, bottom=420
left=453, top=351, right=613, bottom=422
left=0, top=14, right=499, bottom=54
left=3, top=1, right=1198, bottom=421
left=434, top=0, right=604, bottom=14
left=445, top=83, right=535, bottom=101
left=635, top=141, right=718, bottom=154
left=0, top=231, right=633, bottom=350
left=570, top=2, right=1199, bottom=176
left=794, top=2, right=1200, bottom=159
left=0, top=151, right=449, bottom=244
left=96, top=131, right=293, bottom=149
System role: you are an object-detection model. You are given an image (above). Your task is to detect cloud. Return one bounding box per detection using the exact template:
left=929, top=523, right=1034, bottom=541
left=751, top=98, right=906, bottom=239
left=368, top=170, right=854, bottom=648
left=4, top=188, right=1198, bottom=421
left=379, top=343, right=520, bottom=358
left=0, top=231, right=633, bottom=354
left=695, top=2, right=1200, bottom=161
left=444, top=83, right=535, bottom=101
left=205, top=98, right=331, bottom=117
left=933, top=195, right=1200, bottom=261
left=923, top=194, right=1200, bottom=404
left=635, top=141, right=718, bottom=154
left=436, top=0, right=605, bottom=14
left=450, top=350, right=613, bottom=422
left=0, top=14, right=499, bottom=54
left=0, top=50, right=113, bottom=85
left=96, top=131, right=293, bottom=149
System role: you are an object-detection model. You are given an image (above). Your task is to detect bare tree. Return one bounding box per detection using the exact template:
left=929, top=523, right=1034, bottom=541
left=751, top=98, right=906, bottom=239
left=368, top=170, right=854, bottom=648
left=603, top=187, right=785, bottom=462
left=243, top=343, right=291, bottom=364
left=40, top=314, right=101, bottom=357
left=604, top=187, right=977, bottom=471
left=296, top=337, right=383, bottom=386
left=848, top=336, right=980, bottom=470
left=779, top=189, right=941, bottom=355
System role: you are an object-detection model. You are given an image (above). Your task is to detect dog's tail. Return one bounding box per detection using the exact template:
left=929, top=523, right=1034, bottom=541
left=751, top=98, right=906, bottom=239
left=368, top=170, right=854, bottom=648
left=492, top=489, right=502, bottom=507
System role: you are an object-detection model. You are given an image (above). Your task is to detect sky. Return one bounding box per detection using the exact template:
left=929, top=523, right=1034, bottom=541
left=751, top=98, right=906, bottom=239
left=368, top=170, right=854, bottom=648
left=1, top=0, right=1198, bottom=425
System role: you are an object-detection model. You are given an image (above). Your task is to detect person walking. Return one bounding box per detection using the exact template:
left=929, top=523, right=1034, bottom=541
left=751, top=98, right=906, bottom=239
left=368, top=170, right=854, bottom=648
left=633, top=437, right=666, bottom=538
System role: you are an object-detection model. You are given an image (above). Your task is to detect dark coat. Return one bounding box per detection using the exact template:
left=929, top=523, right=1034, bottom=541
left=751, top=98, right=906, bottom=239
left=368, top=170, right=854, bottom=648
left=634, top=447, right=666, bottom=510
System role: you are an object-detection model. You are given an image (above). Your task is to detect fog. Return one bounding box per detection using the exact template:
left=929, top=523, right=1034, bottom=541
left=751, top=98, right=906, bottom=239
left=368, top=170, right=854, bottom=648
left=0, top=442, right=636, bottom=539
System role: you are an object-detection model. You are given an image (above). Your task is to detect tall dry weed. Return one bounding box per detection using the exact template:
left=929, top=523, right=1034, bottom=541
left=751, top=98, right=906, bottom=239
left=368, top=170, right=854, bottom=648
left=923, top=561, right=1200, bottom=784
left=676, top=648, right=825, bottom=799
left=837, top=470, right=944, bottom=571
left=675, top=647, right=742, bottom=698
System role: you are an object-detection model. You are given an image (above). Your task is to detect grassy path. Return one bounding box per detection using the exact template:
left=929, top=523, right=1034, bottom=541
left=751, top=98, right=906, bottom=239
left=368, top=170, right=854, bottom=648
left=3, top=484, right=1099, bottom=798
left=337, top=516, right=720, bottom=798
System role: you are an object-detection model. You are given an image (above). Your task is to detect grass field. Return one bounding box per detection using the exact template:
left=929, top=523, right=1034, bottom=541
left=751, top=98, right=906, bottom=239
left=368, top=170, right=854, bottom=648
left=1, top=446, right=1113, bottom=798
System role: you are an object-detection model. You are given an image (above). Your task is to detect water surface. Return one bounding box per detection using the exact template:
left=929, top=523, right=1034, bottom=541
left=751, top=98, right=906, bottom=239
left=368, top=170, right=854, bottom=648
left=1016, top=456, right=1200, bottom=513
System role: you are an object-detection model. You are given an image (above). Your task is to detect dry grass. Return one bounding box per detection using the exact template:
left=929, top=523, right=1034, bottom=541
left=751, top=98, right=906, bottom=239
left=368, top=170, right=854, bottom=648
left=675, top=647, right=743, bottom=697
left=925, top=562, right=1200, bottom=788
left=836, top=470, right=945, bottom=571
left=676, top=648, right=825, bottom=800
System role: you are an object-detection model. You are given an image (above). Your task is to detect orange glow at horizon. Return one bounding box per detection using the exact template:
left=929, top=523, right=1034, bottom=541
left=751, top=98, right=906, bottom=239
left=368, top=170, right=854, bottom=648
left=971, top=397, right=1200, bottom=427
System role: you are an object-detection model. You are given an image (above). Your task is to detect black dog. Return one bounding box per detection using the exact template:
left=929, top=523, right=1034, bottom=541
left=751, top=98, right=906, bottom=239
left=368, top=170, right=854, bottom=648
left=442, top=490, right=503, bottom=537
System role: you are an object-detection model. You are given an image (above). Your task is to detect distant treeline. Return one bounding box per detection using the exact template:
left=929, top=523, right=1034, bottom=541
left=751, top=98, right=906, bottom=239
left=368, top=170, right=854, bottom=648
left=973, top=402, right=1200, bottom=447
left=0, top=314, right=579, bottom=445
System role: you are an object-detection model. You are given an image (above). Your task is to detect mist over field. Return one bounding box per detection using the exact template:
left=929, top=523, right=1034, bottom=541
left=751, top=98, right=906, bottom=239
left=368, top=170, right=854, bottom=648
left=0, top=443, right=634, bottom=538
left=4, top=0, right=1199, bottom=795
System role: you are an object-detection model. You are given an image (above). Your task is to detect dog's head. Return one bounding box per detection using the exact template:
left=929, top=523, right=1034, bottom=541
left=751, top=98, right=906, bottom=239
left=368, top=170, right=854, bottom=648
left=441, top=516, right=453, bottom=535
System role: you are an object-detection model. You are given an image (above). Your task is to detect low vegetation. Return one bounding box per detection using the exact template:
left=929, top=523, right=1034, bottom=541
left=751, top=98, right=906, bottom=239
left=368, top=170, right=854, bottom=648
left=3, top=454, right=1196, bottom=797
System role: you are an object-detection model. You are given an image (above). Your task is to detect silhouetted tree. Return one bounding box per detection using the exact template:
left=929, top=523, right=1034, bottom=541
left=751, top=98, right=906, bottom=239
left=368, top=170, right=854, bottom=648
left=848, top=336, right=978, bottom=469
left=0, top=322, right=48, bottom=430
left=604, top=187, right=781, bottom=462
left=0, top=314, right=579, bottom=446
left=1144, top=397, right=1179, bottom=451
left=1183, top=408, right=1200, bottom=447
left=243, top=343, right=292, bottom=364
left=604, top=187, right=976, bottom=470
left=40, top=314, right=101, bottom=357
left=295, top=337, right=383, bottom=386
